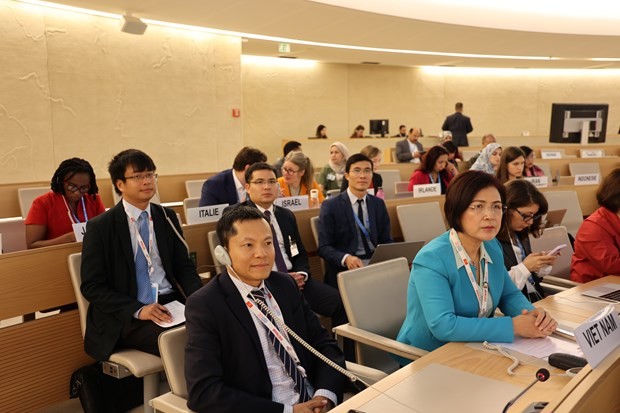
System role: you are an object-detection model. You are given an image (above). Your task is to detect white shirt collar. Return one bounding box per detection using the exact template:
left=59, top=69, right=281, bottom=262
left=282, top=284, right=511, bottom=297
left=232, top=169, right=244, bottom=192
left=229, top=271, right=267, bottom=298
left=254, top=203, right=274, bottom=215
left=346, top=188, right=366, bottom=206
left=122, top=198, right=151, bottom=221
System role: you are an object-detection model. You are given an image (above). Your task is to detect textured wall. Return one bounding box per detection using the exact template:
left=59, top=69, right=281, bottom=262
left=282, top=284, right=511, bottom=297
left=0, top=1, right=242, bottom=184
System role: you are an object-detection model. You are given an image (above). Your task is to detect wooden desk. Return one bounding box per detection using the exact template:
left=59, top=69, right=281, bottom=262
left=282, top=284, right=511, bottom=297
left=333, top=276, right=620, bottom=413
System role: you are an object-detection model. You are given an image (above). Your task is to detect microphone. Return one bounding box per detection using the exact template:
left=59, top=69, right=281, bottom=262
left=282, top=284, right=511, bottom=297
left=502, top=368, right=550, bottom=413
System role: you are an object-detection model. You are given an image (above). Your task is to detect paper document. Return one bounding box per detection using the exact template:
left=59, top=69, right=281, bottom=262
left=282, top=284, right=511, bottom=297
left=490, top=335, right=583, bottom=359
left=153, top=300, right=185, bottom=328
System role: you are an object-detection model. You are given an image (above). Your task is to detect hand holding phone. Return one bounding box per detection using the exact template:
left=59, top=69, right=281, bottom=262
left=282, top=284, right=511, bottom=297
left=547, top=244, right=567, bottom=256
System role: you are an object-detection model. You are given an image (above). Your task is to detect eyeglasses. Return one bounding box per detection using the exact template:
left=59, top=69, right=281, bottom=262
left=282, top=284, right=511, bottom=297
left=281, top=167, right=300, bottom=175
left=65, top=182, right=91, bottom=193
left=124, top=172, right=158, bottom=181
left=348, top=168, right=373, bottom=176
left=249, top=179, right=278, bottom=186
left=511, top=208, right=542, bottom=223
left=467, top=203, right=507, bottom=215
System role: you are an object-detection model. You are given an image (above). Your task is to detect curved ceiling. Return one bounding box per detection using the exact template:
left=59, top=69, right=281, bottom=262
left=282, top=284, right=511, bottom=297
left=18, top=0, right=620, bottom=69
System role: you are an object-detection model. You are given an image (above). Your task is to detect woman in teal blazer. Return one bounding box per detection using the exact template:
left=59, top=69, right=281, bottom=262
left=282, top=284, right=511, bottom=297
left=397, top=171, right=557, bottom=355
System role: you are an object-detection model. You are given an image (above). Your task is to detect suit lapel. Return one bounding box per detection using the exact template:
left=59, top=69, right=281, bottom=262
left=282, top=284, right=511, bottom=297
left=113, top=203, right=135, bottom=278
left=152, top=205, right=171, bottom=272
left=366, top=196, right=377, bottom=245
left=273, top=206, right=292, bottom=253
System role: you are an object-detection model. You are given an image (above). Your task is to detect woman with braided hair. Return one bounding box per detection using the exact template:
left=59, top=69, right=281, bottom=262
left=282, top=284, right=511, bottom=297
left=26, top=157, right=105, bottom=248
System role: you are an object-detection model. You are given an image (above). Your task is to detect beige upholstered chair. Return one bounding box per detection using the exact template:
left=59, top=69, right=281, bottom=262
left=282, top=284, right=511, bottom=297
left=394, top=181, right=410, bottom=194
left=17, top=186, right=49, bottom=217
left=68, top=253, right=164, bottom=413
left=207, top=230, right=225, bottom=276
left=529, top=226, right=578, bottom=292
left=333, top=257, right=427, bottom=374
left=378, top=169, right=401, bottom=200
left=543, top=191, right=583, bottom=236
left=184, top=180, right=204, bottom=198
left=182, top=198, right=200, bottom=225
left=396, top=202, right=446, bottom=243
left=0, top=218, right=27, bottom=252
left=569, top=162, right=600, bottom=176
left=536, top=162, right=552, bottom=178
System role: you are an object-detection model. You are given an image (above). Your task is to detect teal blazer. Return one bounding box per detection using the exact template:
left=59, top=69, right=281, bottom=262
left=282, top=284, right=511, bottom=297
left=396, top=231, right=534, bottom=356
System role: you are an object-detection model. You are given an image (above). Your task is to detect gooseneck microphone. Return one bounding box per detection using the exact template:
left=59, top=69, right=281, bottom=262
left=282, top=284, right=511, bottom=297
left=502, top=368, right=550, bottom=413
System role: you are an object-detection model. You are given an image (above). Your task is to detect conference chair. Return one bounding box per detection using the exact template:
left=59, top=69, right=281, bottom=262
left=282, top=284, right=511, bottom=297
left=543, top=191, right=583, bottom=236
left=396, top=202, right=446, bottom=243
left=0, top=217, right=27, bottom=253
left=68, top=253, right=164, bottom=413
left=556, top=176, right=576, bottom=186
left=184, top=180, right=204, bottom=198
left=207, top=230, right=225, bottom=276
left=309, top=216, right=326, bottom=275
left=17, top=186, right=49, bottom=217
left=378, top=169, right=400, bottom=200
left=537, top=163, right=552, bottom=178
left=394, top=181, right=410, bottom=194
left=333, top=257, right=428, bottom=374
left=462, top=150, right=479, bottom=160
left=326, top=189, right=340, bottom=198
left=529, top=226, right=578, bottom=292
left=149, top=328, right=387, bottom=413
left=182, top=197, right=200, bottom=225
left=569, top=162, right=600, bottom=176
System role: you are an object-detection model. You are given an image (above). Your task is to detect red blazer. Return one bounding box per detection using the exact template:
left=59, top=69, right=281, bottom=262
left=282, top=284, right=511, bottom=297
left=407, top=170, right=451, bottom=193
left=571, top=207, right=620, bottom=283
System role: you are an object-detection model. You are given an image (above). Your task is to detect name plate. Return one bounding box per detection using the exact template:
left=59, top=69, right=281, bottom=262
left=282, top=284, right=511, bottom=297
left=413, top=183, right=441, bottom=198
left=72, top=222, right=87, bottom=242
left=186, top=203, right=228, bottom=225
left=274, top=195, right=309, bottom=211
left=366, top=188, right=375, bottom=196
left=580, top=149, right=604, bottom=158
left=541, top=151, right=562, bottom=159
left=575, top=304, right=620, bottom=368
left=574, top=174, right=600, bottom=186
left=523, top=176, right=549, bottom=188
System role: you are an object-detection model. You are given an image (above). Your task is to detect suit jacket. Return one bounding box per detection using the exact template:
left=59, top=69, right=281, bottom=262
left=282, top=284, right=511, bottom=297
left=199, top=169, right=239, bottom=207
left=225, top=200, right=311, bottom=275
left=185, top=270, right=346, bottom=413
left=318, top=192, right=392, bottom=287
left=80, top=202, right=202, bottom=361
left=395, top=138, right=423, bottom=163
left=442, top=112, right=473, bottom=147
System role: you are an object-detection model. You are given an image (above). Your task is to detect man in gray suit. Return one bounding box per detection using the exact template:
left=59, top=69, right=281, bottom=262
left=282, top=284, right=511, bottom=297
left=395, top=127, right=424, bottom=163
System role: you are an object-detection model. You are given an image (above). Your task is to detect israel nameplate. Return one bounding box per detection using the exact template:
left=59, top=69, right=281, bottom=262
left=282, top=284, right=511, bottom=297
left=72, top=222, right=87, bottom=242
left=523, top=176, right=549, bottom=188
left=574, top=304, right=620, bottom=368
left=413, top=183, right=440, bottom=198
left=580, top=149, right=603, bottom=158
left=541, top=151, right=562, bottom=159
left=186, top=204, right=228, bottom=225
left=574, top=174, right=600, bottom=186
left=274, top=196, right=309, bottom=211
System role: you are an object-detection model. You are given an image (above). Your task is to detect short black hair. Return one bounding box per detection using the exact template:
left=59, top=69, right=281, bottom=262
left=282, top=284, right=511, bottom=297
left=108, top=149, right=156, bottom=195
left=283, top=141, right=302, bottom=157
left=245, top=162, right=277, bottom=183
left=50, top=158, right=99, bottom=198
left=597, top=167, right=620, bottom=212
left=217, top=205, right=266, bottom=249
left=345, top=153, right=373, bottom=173
left=232, top=147, right=267, bottom=171
left=444, top=170, right=506, bottom=232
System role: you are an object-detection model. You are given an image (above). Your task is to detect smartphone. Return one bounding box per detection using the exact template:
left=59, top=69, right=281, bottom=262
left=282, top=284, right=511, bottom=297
left=547, top=244, right=567, bottom=256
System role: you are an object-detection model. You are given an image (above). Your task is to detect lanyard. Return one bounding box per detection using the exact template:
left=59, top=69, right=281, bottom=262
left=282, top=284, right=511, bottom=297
left=130, top=213, right=155, bottom=276
left=429, top=172, right=437, bottom=184
left=62, top=195, right=88, bottom=224
left=245, top=289, right=306, bottom=375
left=352, top=200, right=370, bottom=239
left=449, top=229, right=489, bottom=318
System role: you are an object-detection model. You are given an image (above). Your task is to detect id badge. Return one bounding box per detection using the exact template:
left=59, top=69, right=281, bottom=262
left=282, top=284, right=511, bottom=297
left=289, top=237, right=300, bottom=257
left=151, top=283, right=159, bottom=304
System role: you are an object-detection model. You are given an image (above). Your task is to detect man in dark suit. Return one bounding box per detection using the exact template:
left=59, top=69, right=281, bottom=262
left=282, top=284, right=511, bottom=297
left=225, top=162, right=348, bottom=332
left=81, top=149, right=202, bottom=361
left=185, top=206, right=346, bottom=412
left=198, top=146, right=267, bottom=207
left=318, top=153, right=393, bottom=288
left=442, top=102, right=474, bottom=147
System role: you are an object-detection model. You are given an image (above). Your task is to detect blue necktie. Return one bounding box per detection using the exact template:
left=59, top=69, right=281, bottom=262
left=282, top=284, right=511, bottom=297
left=135, top=211, right=154, bottom=304
left=250, top=289, right=310, bottom=402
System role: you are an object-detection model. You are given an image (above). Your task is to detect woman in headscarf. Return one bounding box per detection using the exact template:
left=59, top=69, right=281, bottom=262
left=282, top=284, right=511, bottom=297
left=317, top=141, right=350, bottom=195
left=469, top=143, right=502, bottom=175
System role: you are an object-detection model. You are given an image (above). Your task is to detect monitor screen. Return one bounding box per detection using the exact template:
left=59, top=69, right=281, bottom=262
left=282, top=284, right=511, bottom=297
left=369, top=119, right=389, bottom=137
left=549, top=103, right=608, bottom=144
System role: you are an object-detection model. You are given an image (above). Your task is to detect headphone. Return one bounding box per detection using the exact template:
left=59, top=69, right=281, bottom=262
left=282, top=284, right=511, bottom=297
left=214, top=245, right=232, bottom=266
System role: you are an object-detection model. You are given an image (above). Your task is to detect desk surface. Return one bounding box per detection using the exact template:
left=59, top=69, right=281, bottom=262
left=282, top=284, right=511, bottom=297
left=333, top=276, right=620, bottom=413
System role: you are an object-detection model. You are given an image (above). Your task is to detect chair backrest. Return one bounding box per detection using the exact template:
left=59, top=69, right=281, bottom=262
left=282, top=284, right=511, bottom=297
left=529, top=226, right=574, bottom=279
left=326, top=189, right=340, bottom=198
left=67, top=253, right=88, bottom=337
left=569, top=162, right=601, bottom=176
left=543, top=191, right=583, bottom=236
left=185, top=180, right=204, bottom=198
left=389, top=147, right=396, bottom=163
left=379, top=169, right=401, bottom=200
left=158, top=326, right=189, bottom=398
left=462, top=150, right=479, bottom=160
left=0, top=218, right=27, bottom=253
left=207, top=230, right=225, bottom=275
left=112, top=186, right=161, bottom=205
left=338, top=257, right=410, bottom=373
left=396, top=202, right=446, bottom=243
left=183, top=197, right=200, bottom=224
left=394, top=181, right=410, bottom=194
left=557, top=176, right=575, bottom=186
left=17, top=187, right=49, bottom=217
left=309, top=216, right=326, bottom=274
left=537, top=163, right=552, bottom=178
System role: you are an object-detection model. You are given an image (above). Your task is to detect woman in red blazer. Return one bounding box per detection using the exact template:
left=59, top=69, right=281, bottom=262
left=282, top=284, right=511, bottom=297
left=571, top=168, right=620, bottom=283
left=408, top=145, right=453, bottom=193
